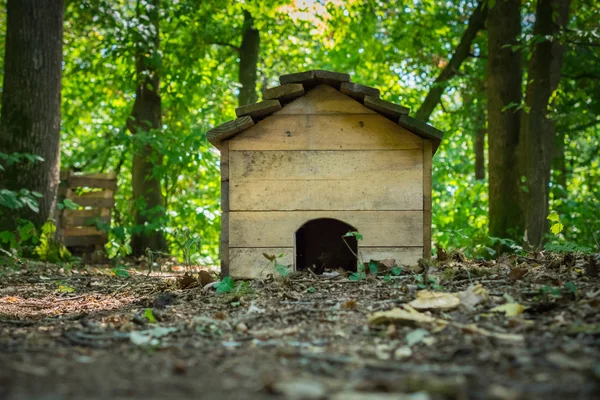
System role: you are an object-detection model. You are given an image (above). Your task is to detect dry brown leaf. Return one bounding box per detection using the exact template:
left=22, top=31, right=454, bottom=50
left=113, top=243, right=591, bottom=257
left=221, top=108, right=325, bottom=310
left=408, top=290, right=460, bottom=311
left=456, top=284, right=489, bottom=309
left=508, top=267, right=528, bottom=280
left=367, top=305, right=448, bottom=331
left=198, top=270, right=214, bottom=286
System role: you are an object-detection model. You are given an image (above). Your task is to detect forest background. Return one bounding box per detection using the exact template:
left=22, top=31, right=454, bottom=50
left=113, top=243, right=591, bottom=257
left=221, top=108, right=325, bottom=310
left=0, top=0, right=598, bottom=267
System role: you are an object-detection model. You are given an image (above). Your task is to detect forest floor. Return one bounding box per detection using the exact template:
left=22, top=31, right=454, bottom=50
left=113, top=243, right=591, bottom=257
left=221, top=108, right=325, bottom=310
left=1, top=252, right=599, bottom=400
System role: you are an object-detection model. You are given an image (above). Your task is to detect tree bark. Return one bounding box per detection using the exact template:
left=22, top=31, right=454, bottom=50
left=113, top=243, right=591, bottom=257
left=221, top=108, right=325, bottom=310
left=415, top=1, right=487, bottom=122
left=127, top=0, right=167, bottom=256
left=475, top=127, right=486, bottom=181
left=238, top=10, right=260, bottom=106
left=520, top=0, right=571, bottom=248
left=0, top=0, right=64, bottom=230
left=487, top=0, right=523, bottom=240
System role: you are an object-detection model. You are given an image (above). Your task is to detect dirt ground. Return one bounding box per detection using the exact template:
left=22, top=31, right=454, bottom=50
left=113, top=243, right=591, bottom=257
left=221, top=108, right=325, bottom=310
left=1, top=252, right=599, bottom=400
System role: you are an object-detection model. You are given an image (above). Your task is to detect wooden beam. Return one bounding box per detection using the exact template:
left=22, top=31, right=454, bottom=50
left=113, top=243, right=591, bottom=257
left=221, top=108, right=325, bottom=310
left=279, top=70, right=351, bottom=89
left=206, top=116, right=254, bottom=146
left=398, top=115, right=444, bottom=154
left=364, top=96, right=410, bottom=119
left=340, top=82, right=380, bottom=101
left=235, top=100, right=282, bottom=120
left=263, top=83, right=304, bottom=103
left=423, top=140, right=433, bottom=259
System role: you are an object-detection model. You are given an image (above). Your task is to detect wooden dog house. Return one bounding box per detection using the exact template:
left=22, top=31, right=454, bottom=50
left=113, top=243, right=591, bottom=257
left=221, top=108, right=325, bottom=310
left=207, top=70, right=443, bottom=278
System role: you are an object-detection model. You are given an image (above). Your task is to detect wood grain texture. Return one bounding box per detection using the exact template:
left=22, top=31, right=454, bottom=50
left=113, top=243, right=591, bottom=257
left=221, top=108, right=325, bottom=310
left=63, top=234, right=108, bottom=247
left=229, top=211, right=424, bottom=247
left=229, top=247, right=293, bottom=279
left=220, top=210, right=230, bottom=277
left=206, top=116, right=254, bottom=145
left=220, top=141, right=229, bottom=182
left=398, top=114, right=443, bottom=154
left=423, top=140, right=433, bottom=259
left=229, top=114, right=423, bottom=151
left=63, top=227, right=105, bottom=237
left=230, top=149, right=422, bottom=181
left=230, top=178, right=423, bottom=211
left=63, top=209, right=110, bottom=226
left=235, top=100, right=282, bottom=119
left=68, top=173, right=117, bottom=190
left=277, top=84, right=375, bottom=115
left=340, top=82, right=380, bottom=101
left=69, top=190, right=115, bottom=208
left=263, top=83, right=304, bottom=103
left=361, top=247, right=423, bottom=266
left=364, top=96, right=410, bottom=119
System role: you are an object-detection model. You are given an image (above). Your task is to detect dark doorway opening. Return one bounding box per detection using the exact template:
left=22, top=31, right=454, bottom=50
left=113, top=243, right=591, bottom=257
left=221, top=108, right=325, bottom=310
left=295, top=218, right=358, bottom=273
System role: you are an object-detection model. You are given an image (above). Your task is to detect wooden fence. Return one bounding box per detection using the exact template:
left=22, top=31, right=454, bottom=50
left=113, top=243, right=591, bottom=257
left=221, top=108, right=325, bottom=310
left=59, top=171, right=116, bottom=249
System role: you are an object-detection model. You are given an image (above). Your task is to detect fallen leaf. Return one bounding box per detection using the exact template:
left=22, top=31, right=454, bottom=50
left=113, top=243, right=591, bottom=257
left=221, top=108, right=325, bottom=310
left=405, top=328, right=430, bottom=347
left=490, top=303, right=526, bottom=317
left=508, top=267, right=528, bottom=280
left=198, top=270, right=214, bottom=286
left=456, top=284, right=489, bottom=309
left=408, top=291, right=460, bottom=311
left=367, top=305, right=448, bottom=331
left=394, top=346, right=413, bottom=360
left=177, top=273, right=196, bottom=289
left=129, top=326, right=178, bottom=346
left=455, top=323, right=524, bottom=342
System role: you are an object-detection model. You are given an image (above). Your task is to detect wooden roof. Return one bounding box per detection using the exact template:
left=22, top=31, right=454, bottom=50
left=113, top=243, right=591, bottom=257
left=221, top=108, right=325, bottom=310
left=207, top=70, right=444, bottom=154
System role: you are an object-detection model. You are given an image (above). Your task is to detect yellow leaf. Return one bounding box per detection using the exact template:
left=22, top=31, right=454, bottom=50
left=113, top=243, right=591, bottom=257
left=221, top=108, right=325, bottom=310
left=490, top=303, right=526, bottom=317
left=408, top=290, right=460, bottom=311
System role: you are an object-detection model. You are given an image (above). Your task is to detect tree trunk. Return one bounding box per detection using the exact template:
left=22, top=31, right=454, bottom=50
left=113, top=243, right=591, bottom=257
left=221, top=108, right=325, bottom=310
left=520, top=0, right=571, bottom=248
left=0, top=0, right=64, bottom=230
left=487, top=0, right=523, bottom=240
left=415, top=1, right=487, bottom=122
left=127, top=0, right=167, bottom=256
left=238, top=10, right=260, bottom=106
left=475, top=127, right=486, bottom=181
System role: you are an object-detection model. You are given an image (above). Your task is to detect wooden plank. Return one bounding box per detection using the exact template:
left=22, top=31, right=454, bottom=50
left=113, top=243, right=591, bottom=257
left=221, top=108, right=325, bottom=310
left=230, top=177, right=423, bottom=211
left=207, top=116, right=254, bottom=145
left=230, top=114, right=423, bottom=151
left=360, top=247, right=423, bottom=266
left=235, top=100, right=282, bottom=120
left=63, top=234, right=108, bottom=247
left=229, top=247, right=294, bottom=279
left=423, top=140, right=433, bottom=259
left=398, top=115, right=443, bottom=154
left=220, top=210, right=230, bottom=277
left=68, top=190, right=115, bottom=208
left=230, top=179, right=422, bottom=211
left=340, top=82, right=380, bottom=101
left=277, top=85, right=375, bottom=115
left=68, top=176, right=117, bottom=190
left=229, top=211, right=424, bottom=247
left=230, top=150, right=422, bottom=181
left=220, top=141, right=229, bottom=182
left=63, top=209, right=111, bottom=227
left=364, top=96, right=410, bottom=119
left=263, top=84, right=304, bottom=103
left=279, top=70, right=350, bottom=89
left=63, top=226, right=106, bottom=237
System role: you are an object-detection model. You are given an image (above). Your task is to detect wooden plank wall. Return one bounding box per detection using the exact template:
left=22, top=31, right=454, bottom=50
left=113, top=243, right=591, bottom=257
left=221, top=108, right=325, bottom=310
left=225, top=85, right=427, bottom=278
left=59, top=171, right=116, bottom=248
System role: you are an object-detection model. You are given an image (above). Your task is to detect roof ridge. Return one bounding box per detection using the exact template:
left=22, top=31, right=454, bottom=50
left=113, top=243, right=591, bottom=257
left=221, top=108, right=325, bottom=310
left=207, top=70, right=444, bottom=154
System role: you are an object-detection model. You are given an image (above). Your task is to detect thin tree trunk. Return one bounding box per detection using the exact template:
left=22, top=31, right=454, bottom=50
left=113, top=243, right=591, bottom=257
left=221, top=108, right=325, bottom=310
left=475, top=127, right=486, bottom=180
left=520, top=0, right=571, bottom=248
left=238, top=10, right=259, bottom=106
left=415, top=1, right=487, bottom=122
left=0, top=0, right=64, bottom=230
left=487, top=0, right=523, bottom=240
left=127, top=0, right=167, bottom=256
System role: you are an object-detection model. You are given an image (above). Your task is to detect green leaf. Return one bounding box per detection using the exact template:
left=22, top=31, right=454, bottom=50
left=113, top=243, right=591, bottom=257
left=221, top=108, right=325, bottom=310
left=343, top=231, right=363, bottom=241
left=550, top=222, right=564, bottom=235
left=368, top=260, right=379, bottom=275
left=391, top=267, right=402, bottom=276
left=215, top=276, right=235, bottom=293
left=144, top=308, right=156, bottom=323
left=547, top=211, right=560, bottom=222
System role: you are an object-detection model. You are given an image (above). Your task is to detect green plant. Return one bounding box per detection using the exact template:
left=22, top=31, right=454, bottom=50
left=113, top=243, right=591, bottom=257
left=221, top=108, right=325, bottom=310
left=262, top=253, right=290, bottom=277
left=547, top=211, right=564, bottom=235
left=171, top=227, right=202, bottom=266
left=112, top=264, right=130, bottom=277
left=349, top=264, right=366, bottom=281
left=35, top=220, right=71, bottom=262
left=56, top=281, right=75, bottom=293
left=215, top=276, right=235, bottom=293
left=144, top=308, right=156, bottom=323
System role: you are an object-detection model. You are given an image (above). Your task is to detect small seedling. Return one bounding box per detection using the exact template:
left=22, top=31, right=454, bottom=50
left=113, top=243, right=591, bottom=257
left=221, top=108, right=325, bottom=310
left=215, top=276, right=235, bottom=293
left=56, top=281, right=75, bottom=293
left=112, top=265, right=130, bottom=277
